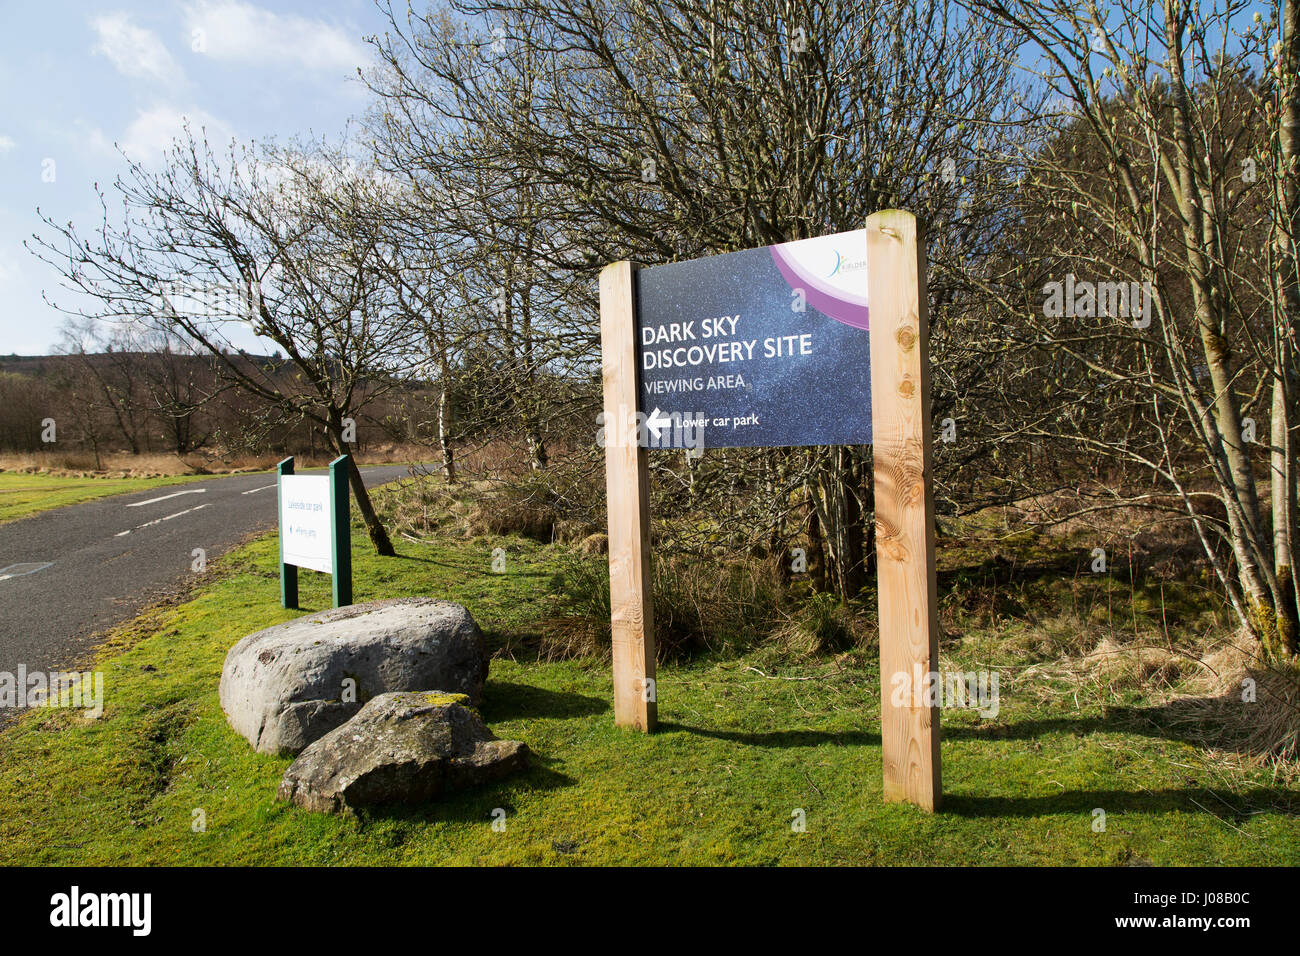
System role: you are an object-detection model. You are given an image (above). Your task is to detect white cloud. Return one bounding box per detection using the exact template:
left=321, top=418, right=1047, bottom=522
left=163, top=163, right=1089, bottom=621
left=0, top=135, right=15, bottom=154
left=185, top=1, right=368, bottom=74
left=84, top=126, right=112, bottom=157
left=91, top=12, right=183, bottom=84
left=120, top=105, right=235, bottom=166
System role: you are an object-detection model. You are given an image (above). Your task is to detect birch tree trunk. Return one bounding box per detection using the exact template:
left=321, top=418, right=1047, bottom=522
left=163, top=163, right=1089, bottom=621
left=1272, top=0, right=1300, bottom=655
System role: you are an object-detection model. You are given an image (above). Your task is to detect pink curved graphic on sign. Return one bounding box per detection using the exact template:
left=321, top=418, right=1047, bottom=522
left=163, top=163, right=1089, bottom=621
left=770, top=241, right=869, bottom=330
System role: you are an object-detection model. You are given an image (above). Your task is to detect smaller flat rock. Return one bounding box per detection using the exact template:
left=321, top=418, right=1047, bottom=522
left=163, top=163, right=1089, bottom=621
left=277, top=691, right=530, bottom=814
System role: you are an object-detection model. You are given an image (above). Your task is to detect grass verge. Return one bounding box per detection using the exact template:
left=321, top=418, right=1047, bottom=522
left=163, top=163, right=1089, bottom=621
left=0, top=521, right=1296, bottom=865
left=0, top=472, right=213, bottom=524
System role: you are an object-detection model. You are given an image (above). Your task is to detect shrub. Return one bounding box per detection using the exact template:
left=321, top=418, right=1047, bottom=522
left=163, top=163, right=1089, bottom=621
left=771, top=592, right=868, bottom=658
left=543, top=550, right=787, bottom=661
left=467, top=467, right=604, bottom=544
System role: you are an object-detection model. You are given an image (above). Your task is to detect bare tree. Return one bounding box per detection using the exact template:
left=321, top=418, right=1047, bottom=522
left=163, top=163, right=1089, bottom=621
left=28, top=130, right=422, bottom=555
left=969, top=0, right=1299, bottom=657
left=56, top=319, right=151, bottom=455
left=0, top=372, right=56, bottom=453
left=138, top=328, right=227, bottom=456
left=364, top=0, right=1034, bottom=598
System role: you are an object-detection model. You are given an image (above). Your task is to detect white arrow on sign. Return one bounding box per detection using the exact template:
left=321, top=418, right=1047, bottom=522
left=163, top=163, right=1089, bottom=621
left=126, top=488, right=207, bottom=507
left=646, top=407, right=671, bottom=439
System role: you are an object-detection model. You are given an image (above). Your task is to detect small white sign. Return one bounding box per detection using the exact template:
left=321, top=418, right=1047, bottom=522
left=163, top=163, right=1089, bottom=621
left=280, top=475, right=332, bottom=574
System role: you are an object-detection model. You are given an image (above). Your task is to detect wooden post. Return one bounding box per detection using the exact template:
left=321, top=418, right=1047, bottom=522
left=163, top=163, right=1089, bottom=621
left=599, top=260, right=657, bottom=731
left=329, top=454, right=353, bottom=609
left=867, top=209, right=942, bottom=811
left=277, top=456, right=298, bottom=610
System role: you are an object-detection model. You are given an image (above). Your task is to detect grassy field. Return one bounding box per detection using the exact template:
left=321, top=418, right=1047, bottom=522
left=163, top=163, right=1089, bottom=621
left=0, top=506, right=1296, bottom=866
left=0, top=471, right=213, bottom=524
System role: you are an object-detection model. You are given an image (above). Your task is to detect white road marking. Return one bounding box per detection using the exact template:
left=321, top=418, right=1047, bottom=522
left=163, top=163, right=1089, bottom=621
left=126, top=488, right=207, bottom=508
left=241, top=484, right=277, bottom=495
left=0, top=561, right=53, bottom=581
left=116, top=503, right=210, bottom=536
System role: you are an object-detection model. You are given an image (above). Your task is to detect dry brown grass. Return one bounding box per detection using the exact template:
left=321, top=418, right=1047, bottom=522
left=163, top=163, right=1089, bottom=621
left=0, top=451, right=201, bottom=477
left=768, top=592, right=875, bottom=660
left=0, top=444, right=429, bottom=479
left=1022, top=634, right=1193, bottom=695
left=1157, top=636, right=1300, bottom=782
left=1017, top=626, right=1300, bottom=782
left=532, top=614, right=611, bottom=664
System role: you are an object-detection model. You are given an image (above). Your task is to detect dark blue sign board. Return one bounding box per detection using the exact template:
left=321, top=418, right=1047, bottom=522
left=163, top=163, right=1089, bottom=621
left=634, top=229, right=871, bottom=448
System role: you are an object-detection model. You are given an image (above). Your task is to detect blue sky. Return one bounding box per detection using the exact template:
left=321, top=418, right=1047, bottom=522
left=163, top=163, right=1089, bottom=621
left=0, top=1, right=1277, bottom=356
left=0, top=0, right=388, bottom=354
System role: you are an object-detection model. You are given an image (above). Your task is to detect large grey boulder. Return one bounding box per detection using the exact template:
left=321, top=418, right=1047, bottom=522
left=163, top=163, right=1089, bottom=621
left=220, top=598, right=488, bottom=755
left=276, top=691, right=530, bottom=814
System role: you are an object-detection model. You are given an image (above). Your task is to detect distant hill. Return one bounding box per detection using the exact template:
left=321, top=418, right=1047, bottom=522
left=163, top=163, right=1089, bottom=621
left=0, top=352, right=288, bottom=378
left=0, top=350, right=435, bottom=456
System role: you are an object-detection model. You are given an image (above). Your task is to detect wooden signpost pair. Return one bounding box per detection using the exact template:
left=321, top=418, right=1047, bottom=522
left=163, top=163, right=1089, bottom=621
left=598, top=209, right=941, bottom=811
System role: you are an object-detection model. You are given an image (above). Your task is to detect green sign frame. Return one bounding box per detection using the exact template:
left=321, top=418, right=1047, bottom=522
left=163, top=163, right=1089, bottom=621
left=278, top=454, right=353, bottom=610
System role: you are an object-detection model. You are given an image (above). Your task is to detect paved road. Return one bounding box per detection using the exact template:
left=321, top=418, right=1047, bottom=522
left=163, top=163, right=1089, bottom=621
left=0, top=465, right=412, bottom=685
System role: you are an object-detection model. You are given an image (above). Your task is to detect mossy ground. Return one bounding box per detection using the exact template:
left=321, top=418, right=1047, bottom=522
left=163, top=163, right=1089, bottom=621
left=0, top=509, right=1296, bottom=865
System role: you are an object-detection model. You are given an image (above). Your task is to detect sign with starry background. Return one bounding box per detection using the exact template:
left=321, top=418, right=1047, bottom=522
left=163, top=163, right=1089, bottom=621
left=635, top=229, right=871, bottom=449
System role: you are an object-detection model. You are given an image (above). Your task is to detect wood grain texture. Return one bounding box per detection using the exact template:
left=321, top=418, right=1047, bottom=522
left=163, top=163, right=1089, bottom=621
left=600, top=260, right=658, bottom=731
left=867, top=210, right=942, bottom=810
